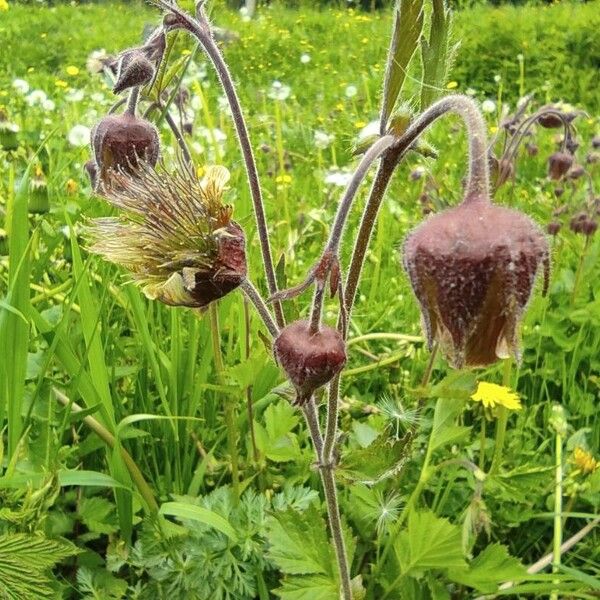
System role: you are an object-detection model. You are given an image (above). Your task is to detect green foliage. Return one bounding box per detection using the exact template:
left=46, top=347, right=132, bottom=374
left=0, top=533, right=79, bottom=599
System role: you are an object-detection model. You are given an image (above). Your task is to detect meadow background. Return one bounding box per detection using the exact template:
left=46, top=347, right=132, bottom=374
left=0, top=0, right=599, bottom=598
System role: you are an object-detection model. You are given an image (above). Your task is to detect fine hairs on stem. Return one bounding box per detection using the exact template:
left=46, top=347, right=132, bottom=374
left=156, top=0, right=285, bottom=328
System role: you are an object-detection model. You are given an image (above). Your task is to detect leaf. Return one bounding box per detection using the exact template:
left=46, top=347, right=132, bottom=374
left=254, top=400, right=301, bottom=463
left=395, top=510, right=466, bottom=576
left=339, top=427, right=411, bottom=485
left=58, top=470, right=131, bottom=490
left=266, top=505, right=332, bottom=575
left=449, top=544, right=526, bottom=593
left=160, top=501, right=238, bottom=542
left=0, top=533, right=79, bottom=599
left=273, top=574, right=339, bottom=600
left=380, top=0, right=424, bottom=132
left=420, top=0, right=457, bottom=109
left=78, top=497, right=119, bottom=535
left=429, top=397, right=470, bottom=453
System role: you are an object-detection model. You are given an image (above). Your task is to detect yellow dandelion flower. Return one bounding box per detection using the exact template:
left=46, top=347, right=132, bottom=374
left=354, top=121, right=367, bottom=129
left=446, top=81, right=458, bottom=90
left=27, top=67, right=35, bottom=74
left=471, top=382, right=522, bottom=411
left=66, top=65, right=80, bottom=76
left=66, top=179, right=78, bottom=195
left=572, top=447, right=598, bottom=475
left=55, top=79, right=68, bottom=89
left=335, top=102, right=344, bottom=111
left=275, top=174, right=292, bottom=184
left=0, top=0, right=9, bottom=12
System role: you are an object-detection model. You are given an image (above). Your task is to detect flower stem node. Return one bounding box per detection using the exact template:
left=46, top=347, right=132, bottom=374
left=403, top=195, right=549, bottom=368
left=273, top=320, right=347, bottom=406
left=91, top=113, right=160, bottom=186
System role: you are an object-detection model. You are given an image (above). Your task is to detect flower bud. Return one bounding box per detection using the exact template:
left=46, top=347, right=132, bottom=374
left=525, top=142, right=538, bottom=157
left=569, top=212, right=588, bottom=234
left=546, top=221, right=561, bottom=236
left=113, top=50, right=155, bottom=94
left=568, top=164, right=586, bottom=180
left=537, top=108, right=563, bottom=129
left=581, top=218, right=598, bottom=237
left=91, top=113, right=160, bottom=184
left=84, top=159, right=98, bottom=190
left=403, top=195, right=549, bottom=368
left=273, top=320, right=347, bottom=405
left=592, top=135, right=600, bottom=150
left=548, top=151, right=573, bottom=180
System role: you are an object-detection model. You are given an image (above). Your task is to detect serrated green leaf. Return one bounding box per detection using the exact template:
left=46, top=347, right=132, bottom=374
left=339, top=427, right=411, bottom=485
left=380, top=0, right=424, bottom=131
left=266, top=505, right=332, bottom=575
left=273, top=574, right=338, bottom=600
left=79, top=497, right=119, bottom=535
left=420, top=0, right=456, bottom=109
left=449, top=544, right=526, bottom=593
left=395, top=510, right=466, bottom=576
left=0, top=533, right=79, bottom=599
left=429, top=397, right=469, bottom=452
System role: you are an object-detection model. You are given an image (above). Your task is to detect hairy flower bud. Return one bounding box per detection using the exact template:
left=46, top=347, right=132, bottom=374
left=273, top=320, right=347, bottom=405
left=91, top=113, right=160, bottom=184
left=546, top=221, right=561, bottom=236
left=548, top=151, right=573, bottom=180
left=113, top=50, right=155, bottom=94
left=403, top=195, right=549, bottom=368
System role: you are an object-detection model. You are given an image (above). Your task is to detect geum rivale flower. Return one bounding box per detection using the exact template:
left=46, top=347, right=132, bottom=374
left=87, top=162, right=246, bottom=308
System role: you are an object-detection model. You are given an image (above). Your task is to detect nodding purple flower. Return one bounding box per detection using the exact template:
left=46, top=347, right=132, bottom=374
left=273, top=320, right=346, bottom=405
left=90, top=113, right=160, bottom=189
left=403, top=194, right=549, bottom=369
left=87, top=163, right=247, bottom=308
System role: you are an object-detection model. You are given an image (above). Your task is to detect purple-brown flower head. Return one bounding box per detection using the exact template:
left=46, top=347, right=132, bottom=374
left=273, top=320, right=347, bottom=405
left=403, top=195, right=549, bottom=368
left=91, top=113, right=160, bottom=187
left=548, top=151, right=573, bottom=180
left=87, top=163, right=246, bottom=308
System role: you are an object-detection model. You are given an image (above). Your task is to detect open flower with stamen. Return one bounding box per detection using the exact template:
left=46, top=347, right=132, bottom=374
left=87, top=162, right=247, bottom=308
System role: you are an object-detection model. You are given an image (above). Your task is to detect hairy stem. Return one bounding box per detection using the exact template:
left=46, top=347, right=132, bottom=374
left=163, top=106, right=193, bottom=165
left=240, top=279, right=279, bottom=338
left=166, top=2, right=284, bottom=327
left=303, top=401, right=351, bottom=599
left=125, top=86, right=140, bottom=116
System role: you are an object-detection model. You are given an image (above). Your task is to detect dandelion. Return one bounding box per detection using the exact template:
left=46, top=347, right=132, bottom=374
left=87, top=163, right=247, bottom=308
left=86, top=49, right=110, bottom=75
left=324, top=168, right=353, bottom=188
left=446, top=81, right=458, bottom=89
left=275, top=173, right=292, bottom=185
left=42, top=99, right=55, bottom=111
left=55, top=80, right=68, bottom=89
left=68, top=124, right=90, bottom=147
left=0, top=0, right=8, bottom=11
left=356, top=120, right=380, bottom=142
left=572, top=447, right=598, bottom=475
left=345, top=84, right=358, bottom=98
left=66, top=89, right=85, bottom=103
left=481, top=99, right=496, bottom=114
left=354, top=120, right=367, bottom=129
left=268, top=80, right=291, bottom=101
left=12, top=79, right=29, bottom=94
left=300, top=53, right=311, bottom=64
left=471, top=382, right=522, bottom=411
left=66, top=179, right=78, bottom=194
left=314, top=130, right=334, bottom=149
left=66, top=66, right=80, bottom=76
left=26, top=90, right=48, bottom=106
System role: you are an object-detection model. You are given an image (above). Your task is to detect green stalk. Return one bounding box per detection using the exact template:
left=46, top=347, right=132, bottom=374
left=53, top=388, right=159, bottom=514
left=209, top=303, right=240, bottom=502
left=551, top=430, right=563, bottom=600
left=489, top=358, right=512, bottom=475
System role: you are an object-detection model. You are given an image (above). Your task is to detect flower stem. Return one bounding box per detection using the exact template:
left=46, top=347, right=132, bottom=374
left=571, top=234, right=591, bottom=304
left=303, top=400, right=352, bottom=600
left=168, top=3, right=284, bottom=328
left=240, top=279, right=279, bottom=338
left=125, top=86, right=140, bottom=116
left=209, top=303, right=240, bottom=501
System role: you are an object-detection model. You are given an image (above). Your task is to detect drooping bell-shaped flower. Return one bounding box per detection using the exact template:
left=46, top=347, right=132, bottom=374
left=87, top=162, right=247, bottom=308
left=401, top=96, right=550, bottom=369
left=273, top=320, right=347, bottom=405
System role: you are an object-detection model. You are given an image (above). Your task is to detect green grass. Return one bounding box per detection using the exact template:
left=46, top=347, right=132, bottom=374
left=0, top=1, right=599, bottom=598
